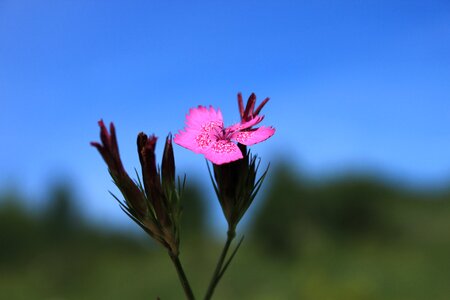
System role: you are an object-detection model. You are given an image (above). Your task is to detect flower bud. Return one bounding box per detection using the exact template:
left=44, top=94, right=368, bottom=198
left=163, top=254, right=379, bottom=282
left=137, top=133, right=170, bottom=228
left=162, top=134, right=176, bottom=191
left=91, top=120, right=147, bottom=218
left=238, top=92, right=270, bottom=122
left=210, top=144, right=268, bottom=233
left=92, top=121, right=182, bottom=256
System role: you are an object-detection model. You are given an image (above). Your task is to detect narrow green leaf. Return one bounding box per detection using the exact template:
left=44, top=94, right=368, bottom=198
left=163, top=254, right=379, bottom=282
left=206, top=160, right=220, bottom=199
left=218, top=235, right=245, bottom=280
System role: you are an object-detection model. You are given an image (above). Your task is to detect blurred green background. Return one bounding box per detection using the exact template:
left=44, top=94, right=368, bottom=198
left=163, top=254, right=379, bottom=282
left=1, top=1, right=450, bottom=299
left=1, top=163, right=449, bottom=299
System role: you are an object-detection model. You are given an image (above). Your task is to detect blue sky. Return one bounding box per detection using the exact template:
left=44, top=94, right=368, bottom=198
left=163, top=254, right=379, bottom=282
left=1, top=1, right=449, bottom=228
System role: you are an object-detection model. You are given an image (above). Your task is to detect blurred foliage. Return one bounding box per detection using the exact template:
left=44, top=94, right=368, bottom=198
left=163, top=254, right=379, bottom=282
left=1, top=165, right=450, bottom=299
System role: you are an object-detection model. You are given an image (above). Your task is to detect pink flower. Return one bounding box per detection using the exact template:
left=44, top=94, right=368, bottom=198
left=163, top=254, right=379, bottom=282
left=174, top=105, right=275, bottom=165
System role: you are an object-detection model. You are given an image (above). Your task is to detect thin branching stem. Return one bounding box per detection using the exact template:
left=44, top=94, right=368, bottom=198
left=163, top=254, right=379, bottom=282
left=204, top=229, right=236, bottom=300
left=169, top=253, right=196, bottom=300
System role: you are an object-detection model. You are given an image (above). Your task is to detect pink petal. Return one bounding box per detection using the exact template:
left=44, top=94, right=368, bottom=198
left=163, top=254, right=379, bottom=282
left=228, top=115, right=264, bottom=132
left=174, top=129, right=211, bottom=154
left=185, top=105, right=223, bottom=131
left=232, top=126, right=275, bottom=146
left=174, top=106, right=224, bottom=153
left=204, top=140, right=243, bottom=165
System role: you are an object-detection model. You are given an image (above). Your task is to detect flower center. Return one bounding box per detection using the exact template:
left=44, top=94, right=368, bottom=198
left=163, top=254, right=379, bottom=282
left=196, top=121, right=225, bottom=148
left=195, top=132, right=212, bottom=148
left=211, top=140, right=235, bottom=153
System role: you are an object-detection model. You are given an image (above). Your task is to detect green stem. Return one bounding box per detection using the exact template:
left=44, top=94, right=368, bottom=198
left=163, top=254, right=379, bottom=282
left=169, top=253, right=196, bottom=300
left=204, top=230, right=236, bottom=300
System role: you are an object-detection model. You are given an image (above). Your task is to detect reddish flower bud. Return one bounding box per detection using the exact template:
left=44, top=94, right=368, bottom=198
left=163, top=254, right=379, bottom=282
left=90, top=120, right=126, bottom=178
left=92, top=121, right=182, bottom=256
left=237, top=92, right=270, bottom=122
left=137, top=133, right=170, bottom=228
left=91, top=120, right=148, bottom=218
left=137, top=133, right=160, bottom=198
left=162, top=134, right=176, bottom=191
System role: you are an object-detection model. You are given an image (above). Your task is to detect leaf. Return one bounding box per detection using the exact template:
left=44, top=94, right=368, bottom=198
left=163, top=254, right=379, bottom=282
left=218, top=235, right=245, bottom=280
left=206, top=160, right=220, bottom=199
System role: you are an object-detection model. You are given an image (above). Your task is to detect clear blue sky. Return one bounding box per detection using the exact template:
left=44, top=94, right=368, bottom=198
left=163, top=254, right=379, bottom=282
left=1, top=1, right=449, bottom=228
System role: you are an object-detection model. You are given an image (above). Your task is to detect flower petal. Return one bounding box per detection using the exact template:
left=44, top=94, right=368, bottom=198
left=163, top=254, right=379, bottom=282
left=174, top=106, right=224, bottom=153
left=232, top=126, right=275, bottom=146
left=185, top=105, right=223, bottom=131
left=228, top=115, right=264, bottom=133
left=204, top=140, right=243, bottom=165
left=174, top=129, right=211, bottom=153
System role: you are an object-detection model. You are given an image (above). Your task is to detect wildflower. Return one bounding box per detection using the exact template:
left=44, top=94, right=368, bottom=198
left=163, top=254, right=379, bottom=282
left=174, top=104, right=275, bottom=165
left=174, top=93, right=274, bottom=231
left=206, top=93, right=273, bottom=231
left=202, top=93, right=275, bottom=299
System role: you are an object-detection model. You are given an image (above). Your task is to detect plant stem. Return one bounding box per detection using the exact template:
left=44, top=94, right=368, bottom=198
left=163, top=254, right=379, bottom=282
left=204, top=230, right=236, bottom=300
left=169, top=253, right=196, bottom=300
